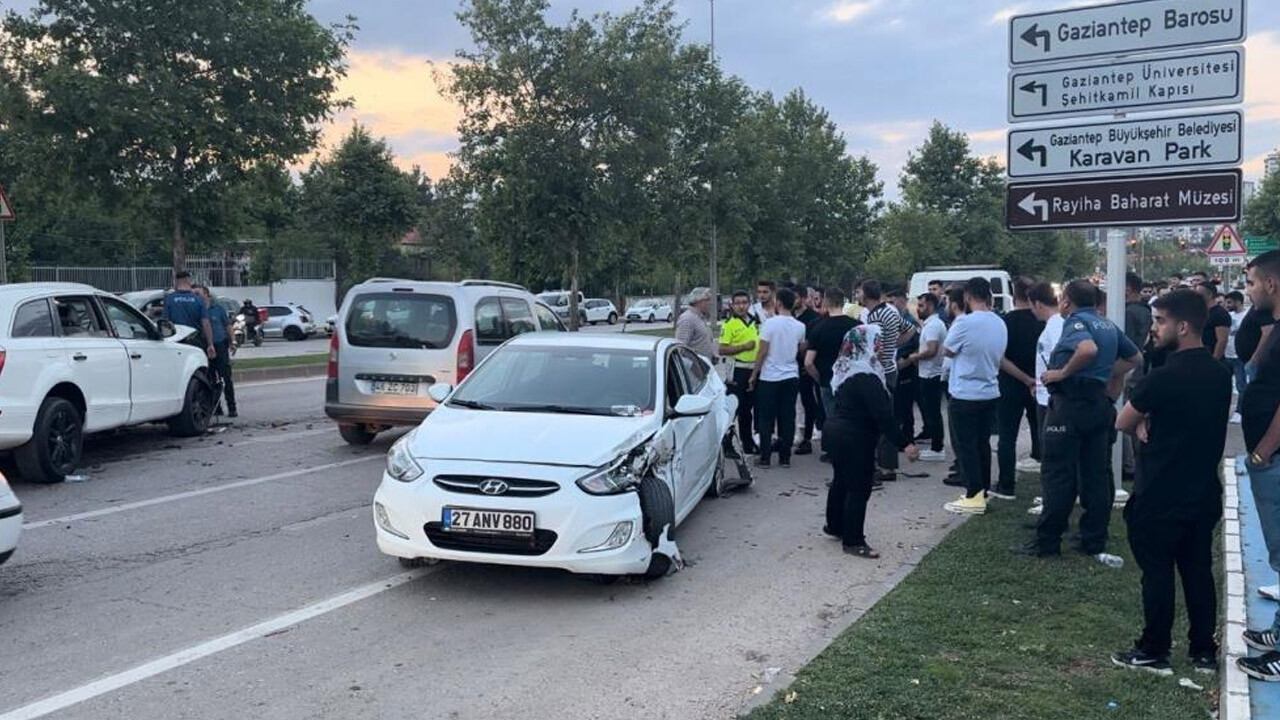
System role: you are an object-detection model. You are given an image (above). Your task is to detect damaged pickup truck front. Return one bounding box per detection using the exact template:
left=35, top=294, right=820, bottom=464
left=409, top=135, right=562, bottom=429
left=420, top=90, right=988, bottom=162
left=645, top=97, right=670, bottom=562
left=372, top=333, right=750, bottom=580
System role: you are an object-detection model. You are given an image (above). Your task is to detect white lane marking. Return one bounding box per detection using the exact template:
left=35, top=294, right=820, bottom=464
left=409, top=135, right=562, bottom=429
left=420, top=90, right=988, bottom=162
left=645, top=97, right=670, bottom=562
left=236, top=375, right=325, bottom=388
left=0, top=567, right=438, bottom=720
left=23, top=456, right=382, bottom=530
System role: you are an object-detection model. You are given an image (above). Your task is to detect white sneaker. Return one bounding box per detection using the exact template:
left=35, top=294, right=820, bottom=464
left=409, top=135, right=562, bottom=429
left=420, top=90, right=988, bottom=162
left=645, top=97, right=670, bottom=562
left=1115, top=488, right=1130, bottom=503
left=1261, top=584, right=1280, bottom=602
left=1016, top=458, right=1041, bottom=474
left=1026, top=503, right=1043, bottom=516
left=1231, top=413, right=1242, bottom=425
left=918, top=449, right=947, bottom=462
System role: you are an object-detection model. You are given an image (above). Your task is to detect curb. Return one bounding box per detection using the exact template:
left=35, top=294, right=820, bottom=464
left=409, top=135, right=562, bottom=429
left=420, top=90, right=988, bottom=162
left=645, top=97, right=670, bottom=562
left=232, top=364, right=327, bottom=385
left=1223, top=456, right=1251, bottom=720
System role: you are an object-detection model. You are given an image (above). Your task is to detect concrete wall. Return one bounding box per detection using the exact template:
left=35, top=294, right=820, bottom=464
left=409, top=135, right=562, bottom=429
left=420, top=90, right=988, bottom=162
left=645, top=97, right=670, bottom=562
left=210, top=279, right=337, bottom=320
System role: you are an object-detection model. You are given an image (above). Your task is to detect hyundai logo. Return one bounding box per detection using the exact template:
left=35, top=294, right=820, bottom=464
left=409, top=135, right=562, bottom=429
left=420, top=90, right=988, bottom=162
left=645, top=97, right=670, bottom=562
left=478, top=479, right=510, bottom=496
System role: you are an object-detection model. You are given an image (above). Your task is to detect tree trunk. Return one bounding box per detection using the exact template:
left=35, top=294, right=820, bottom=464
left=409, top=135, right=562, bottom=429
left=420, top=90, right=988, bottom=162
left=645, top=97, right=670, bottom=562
left=568, top=244, right=581, bottom=332
left=171, top=206, right=187, bottom=272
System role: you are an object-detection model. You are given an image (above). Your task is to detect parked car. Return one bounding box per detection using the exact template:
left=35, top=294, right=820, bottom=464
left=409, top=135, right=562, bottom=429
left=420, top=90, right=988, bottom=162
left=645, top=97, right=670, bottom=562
left=538, top=291, right=587, bottom=324
left=372, top=332, right=743, bottom=579
left=0, top=471, right=20, bottom=566
left=0, top=283, right=214, bottom=483
left=325, top=278, right=566, bottom=446
left=582, top=299, right=619, bottom=325
left=624, top=298, right=673, bottom=323
left=261, top=303, right=317, bottom=341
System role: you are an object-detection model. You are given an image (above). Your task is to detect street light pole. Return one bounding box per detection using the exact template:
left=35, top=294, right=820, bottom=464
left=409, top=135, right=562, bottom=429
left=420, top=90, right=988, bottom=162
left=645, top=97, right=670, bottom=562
left=708, top=0, right=718, bottom=321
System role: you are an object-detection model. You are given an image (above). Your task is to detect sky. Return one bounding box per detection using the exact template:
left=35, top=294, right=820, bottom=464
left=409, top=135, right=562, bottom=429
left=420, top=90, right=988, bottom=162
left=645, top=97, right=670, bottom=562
left=10, top=0, right=1280, bottom=197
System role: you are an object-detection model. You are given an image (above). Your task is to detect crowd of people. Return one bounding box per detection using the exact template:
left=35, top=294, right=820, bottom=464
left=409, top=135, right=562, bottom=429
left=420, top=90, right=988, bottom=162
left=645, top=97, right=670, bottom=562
left=674, top=252, right=1280, bottom=679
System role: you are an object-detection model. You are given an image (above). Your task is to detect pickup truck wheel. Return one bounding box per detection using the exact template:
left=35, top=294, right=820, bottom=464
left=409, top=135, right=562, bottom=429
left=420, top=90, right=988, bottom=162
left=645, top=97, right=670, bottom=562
left=284, top=326, right=304, bottom=342
left=168, top=373, right=213, bottom=438
left=15, top=397, right=83, bottom=484
left=339, top=423, right=377, bottom=445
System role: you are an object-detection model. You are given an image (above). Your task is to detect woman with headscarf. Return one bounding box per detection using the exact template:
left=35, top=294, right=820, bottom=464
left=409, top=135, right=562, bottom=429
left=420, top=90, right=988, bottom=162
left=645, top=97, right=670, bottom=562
left=821, top=324, right=919, bottom=558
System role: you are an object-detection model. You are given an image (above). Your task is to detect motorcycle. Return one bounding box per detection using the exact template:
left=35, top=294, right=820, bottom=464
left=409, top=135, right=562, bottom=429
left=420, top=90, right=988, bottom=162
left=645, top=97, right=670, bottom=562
left=234, top=312, right=263, bottom=347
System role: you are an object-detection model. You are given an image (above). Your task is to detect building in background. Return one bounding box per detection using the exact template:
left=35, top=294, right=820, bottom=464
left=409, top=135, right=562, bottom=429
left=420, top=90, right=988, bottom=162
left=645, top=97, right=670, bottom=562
left=1266, top=150, right=1280, bottom=180
left=1244, top=180, right=1257, bottom=206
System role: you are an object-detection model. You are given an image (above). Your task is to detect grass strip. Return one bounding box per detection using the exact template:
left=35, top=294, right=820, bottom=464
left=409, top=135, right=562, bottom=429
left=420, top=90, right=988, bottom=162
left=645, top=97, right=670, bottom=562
left=232, top=353, right=328, bottom=371
left=744, top=474, right=1218, bottom=720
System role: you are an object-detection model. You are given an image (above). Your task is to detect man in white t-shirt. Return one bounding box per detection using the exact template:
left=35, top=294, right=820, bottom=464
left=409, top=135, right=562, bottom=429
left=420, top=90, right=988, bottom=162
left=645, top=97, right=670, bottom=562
left=1027, top=282, right=1064, bottom=478
left=905, top=292, right=948, bottom=462
left=942, top=278, right=1008, bottom=516
left=1225, top=290, right=1248, bottom=422
left=750, top=280, right=777, bottom=323
left=748, top=287, right=806, bottom=469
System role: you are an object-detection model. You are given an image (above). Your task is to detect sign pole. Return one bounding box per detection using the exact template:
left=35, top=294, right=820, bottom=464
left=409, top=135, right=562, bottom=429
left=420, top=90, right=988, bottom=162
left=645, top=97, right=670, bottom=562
left=1106, top=227, right=1126, bottom=485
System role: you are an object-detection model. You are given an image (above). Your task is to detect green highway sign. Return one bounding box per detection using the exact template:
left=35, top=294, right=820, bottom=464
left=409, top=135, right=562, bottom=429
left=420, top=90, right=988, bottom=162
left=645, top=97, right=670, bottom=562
left=1247, top=235, right=1280, bottom=255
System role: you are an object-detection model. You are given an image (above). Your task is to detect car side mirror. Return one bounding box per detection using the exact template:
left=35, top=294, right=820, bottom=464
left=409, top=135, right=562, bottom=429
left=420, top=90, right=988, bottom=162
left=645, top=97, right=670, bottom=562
left=673, top=394, right=712, bottom=417
left=157, top=319, right=176, bottom=338
left=428, top=383, right=453, bottom=403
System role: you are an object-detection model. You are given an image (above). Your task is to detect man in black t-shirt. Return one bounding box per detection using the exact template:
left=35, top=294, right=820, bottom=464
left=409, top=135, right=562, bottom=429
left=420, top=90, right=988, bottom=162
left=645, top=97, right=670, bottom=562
left=1112, top=290, right=1230, bottom=675
left=795, top=287, right=824, bottom=456
left=1237, top=306, right=1276, bottom=382
left=993, top=277, right=1043, bottom=499
left=805, top=289, right=858, bottom=416
left=1196, top=282, right=1232, bottom=361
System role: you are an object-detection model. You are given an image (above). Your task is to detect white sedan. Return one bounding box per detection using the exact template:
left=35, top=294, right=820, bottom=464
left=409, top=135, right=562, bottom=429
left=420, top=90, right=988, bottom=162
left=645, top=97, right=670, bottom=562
left=0, top=472, right=21, bottom=566
left=624, top=299, right=673, bottom=323
left=373, top=333, right=748, bottom=579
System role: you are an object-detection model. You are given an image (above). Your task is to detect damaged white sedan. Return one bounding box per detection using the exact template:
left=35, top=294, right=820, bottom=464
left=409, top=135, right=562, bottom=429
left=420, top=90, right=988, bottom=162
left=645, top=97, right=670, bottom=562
left=373, top=333, right=748, bottom=579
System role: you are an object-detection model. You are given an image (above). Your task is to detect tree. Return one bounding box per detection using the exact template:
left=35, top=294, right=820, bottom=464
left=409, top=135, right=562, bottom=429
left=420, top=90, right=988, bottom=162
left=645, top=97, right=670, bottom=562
left=0, top=0, right=354, bottom=270
left=1244, top=172, right=1280, bottom=241
left=297, top=125, right=418, bottom=304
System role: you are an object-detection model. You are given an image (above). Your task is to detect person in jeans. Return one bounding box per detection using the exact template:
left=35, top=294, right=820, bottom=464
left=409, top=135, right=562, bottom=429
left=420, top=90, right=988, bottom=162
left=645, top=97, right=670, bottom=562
left=718, top=291, right=759, bottom=455
left=1236, top=251, right=1280, bottom=681
left=1112, top=289, right=1229, bottom=676
left=942, top=278, right=1007, bottom=515
left=993, top=277, right=1044, bottom=500
left=859, top=280, right=904, bottom=481
left=195, top=284, right=238, bottom=418
left=822, top=324, right=919, bottom=558
left=750, top=287, right=805, bottom=469
left=1020, top=280, right=1140, bottom=557
left=905, top=292, right=946, bottom=462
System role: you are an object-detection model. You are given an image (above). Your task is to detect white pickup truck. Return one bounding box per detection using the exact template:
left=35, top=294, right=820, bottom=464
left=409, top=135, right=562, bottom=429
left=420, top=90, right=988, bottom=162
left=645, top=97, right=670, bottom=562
left=0, top=283, right=215, bottom=483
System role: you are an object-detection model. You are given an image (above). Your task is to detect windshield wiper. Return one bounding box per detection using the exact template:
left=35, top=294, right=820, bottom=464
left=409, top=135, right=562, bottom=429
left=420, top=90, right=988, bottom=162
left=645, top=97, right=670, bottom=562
left=448, top=399, right=497, bottom=410
left=503, top=404, right=620, bottom=416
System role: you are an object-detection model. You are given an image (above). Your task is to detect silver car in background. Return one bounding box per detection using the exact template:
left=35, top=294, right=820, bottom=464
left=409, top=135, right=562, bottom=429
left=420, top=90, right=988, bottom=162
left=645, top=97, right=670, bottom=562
left=325, top=278, right=565, bottom=445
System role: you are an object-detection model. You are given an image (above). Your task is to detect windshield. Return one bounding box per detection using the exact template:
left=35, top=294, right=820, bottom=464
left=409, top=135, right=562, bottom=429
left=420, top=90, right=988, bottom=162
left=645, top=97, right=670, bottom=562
left=345, top=293, right=456, bottom=350
left=450, top=345, right=655, bottom=415
left=538, top=292, right=570, bottom=307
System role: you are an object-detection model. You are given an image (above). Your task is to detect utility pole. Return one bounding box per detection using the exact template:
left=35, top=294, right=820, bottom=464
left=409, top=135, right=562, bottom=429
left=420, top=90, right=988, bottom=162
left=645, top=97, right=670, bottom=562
left=708, top=0, right=718, bottom=322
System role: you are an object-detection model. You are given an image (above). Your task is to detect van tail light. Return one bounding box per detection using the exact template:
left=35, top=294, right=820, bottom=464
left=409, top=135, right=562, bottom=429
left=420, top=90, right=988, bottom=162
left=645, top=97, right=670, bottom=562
left=456, top=330, right=475, bottom=382
left=327, top=332, right=339, bottom=379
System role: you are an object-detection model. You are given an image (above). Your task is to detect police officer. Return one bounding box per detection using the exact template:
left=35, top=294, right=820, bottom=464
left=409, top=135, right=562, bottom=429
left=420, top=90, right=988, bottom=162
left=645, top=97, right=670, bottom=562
left=163, top=271, right=216, bottom=361
left=1019, top=280, right=1141, bottom=557
left=719, top=291, right=760, bottom=455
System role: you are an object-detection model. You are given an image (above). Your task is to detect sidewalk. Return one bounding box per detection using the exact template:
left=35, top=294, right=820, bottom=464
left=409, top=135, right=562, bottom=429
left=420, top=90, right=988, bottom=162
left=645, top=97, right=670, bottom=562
left=1228, top=455, right=1280, bottom=719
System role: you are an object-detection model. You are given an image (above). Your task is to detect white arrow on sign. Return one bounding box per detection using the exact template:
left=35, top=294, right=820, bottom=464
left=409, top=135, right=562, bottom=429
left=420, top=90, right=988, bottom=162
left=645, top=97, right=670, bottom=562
left=1018, top=192, right=1049, bottom=222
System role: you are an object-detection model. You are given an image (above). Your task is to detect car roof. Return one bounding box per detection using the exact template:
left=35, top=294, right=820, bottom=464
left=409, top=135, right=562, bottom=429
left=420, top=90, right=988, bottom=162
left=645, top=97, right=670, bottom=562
left=507, top=331, right=668, bottom=352
left=0, top=282, right=100, bottom=297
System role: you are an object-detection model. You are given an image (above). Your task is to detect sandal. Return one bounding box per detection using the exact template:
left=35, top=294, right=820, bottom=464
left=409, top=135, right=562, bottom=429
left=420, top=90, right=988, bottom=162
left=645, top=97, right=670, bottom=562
left=843, top=544, right=880, bottom=559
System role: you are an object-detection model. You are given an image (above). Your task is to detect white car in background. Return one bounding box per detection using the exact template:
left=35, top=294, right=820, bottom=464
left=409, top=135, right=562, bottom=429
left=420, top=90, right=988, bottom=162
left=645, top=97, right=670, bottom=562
left=0, top=472, right=20, bottom=566
left=261, top=303, right=317, bottom=341
left=0, top=283, right=214, bottom=484
left=624, top=298, right=673, bottom=323
left=582, top=299, right=619, bottom=325
left=373, top=333, right=747, bottom=579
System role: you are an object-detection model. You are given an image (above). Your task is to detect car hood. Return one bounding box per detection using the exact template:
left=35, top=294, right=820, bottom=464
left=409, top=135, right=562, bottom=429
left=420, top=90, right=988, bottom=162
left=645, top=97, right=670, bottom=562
left=410, top=406, right=657, bottom=468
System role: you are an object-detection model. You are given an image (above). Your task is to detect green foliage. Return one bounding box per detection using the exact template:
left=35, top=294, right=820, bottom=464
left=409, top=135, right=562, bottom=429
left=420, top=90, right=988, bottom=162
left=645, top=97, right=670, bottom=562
left=0, top=0, right=354, bottom=269
left=1244, top=172, right=1280, bottom=241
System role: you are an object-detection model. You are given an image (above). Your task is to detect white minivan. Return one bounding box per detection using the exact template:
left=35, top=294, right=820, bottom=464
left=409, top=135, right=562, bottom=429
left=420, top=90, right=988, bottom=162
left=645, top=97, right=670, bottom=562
left=325, top=279, right=566, bottom=445
left=907, top=266, right=1014, bottom=313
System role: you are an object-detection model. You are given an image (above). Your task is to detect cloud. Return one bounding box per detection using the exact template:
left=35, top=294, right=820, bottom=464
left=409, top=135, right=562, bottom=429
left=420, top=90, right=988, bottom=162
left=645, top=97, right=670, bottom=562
left=1246, top=31, right=1280, bottom=126
left=988, top=6, right=1023, bottom=25
left=821, top=0, right=879, bottom=24
left=304, top=48, right=463, bottom=180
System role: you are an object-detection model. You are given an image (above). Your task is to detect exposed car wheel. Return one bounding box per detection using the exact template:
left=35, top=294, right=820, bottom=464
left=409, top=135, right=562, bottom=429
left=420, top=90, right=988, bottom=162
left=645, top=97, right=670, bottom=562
left=607, top=312, right=617, bottom=325
left=339, top=423, right=377, bottom=445
left=637, top=475, right=676, bottom=579
left=284, top=326, right=304, bottom=342
left=647, top=313, right=655, bottom=323
left=15, top=396, right=83, bottom=484
left=168, top=372, right=214, bottom=438
left=706, top=448, right=729, bottom=499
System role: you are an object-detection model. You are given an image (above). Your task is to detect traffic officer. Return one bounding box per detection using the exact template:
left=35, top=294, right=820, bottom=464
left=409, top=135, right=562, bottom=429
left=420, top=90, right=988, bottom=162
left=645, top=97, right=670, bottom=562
left=719, top=291, right=760, bottom=455
left=163, top=271, right=216, bottom=361
left=1019, top=279, right=1141, bottom=558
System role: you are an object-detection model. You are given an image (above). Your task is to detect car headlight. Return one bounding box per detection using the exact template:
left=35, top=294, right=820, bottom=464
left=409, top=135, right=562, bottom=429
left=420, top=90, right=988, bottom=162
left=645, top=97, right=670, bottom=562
left=577, top=457, right=641, bottom=495
left=387, top=435, right=425, bottom=483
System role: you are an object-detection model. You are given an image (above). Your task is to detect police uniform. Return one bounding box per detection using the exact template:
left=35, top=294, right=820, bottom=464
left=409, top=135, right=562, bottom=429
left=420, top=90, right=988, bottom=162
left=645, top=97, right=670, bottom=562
left=719, top=315, right=759, bottom=454
left=1035, top=307, right=1141, bottom=554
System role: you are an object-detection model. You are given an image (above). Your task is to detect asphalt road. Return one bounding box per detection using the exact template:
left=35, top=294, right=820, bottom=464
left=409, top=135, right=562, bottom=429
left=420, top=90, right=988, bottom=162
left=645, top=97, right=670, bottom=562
left=0, top=376, right=964, bottom=720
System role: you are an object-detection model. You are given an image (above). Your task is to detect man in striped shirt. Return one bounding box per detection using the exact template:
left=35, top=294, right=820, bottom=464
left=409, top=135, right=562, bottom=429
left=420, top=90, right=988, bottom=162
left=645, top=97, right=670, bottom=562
left=859, top=280, right=904, bottom=480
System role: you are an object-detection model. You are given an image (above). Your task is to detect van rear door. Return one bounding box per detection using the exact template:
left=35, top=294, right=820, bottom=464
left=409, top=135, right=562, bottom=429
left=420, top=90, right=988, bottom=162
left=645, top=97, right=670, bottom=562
left=337, top=291, right=458, bottom=411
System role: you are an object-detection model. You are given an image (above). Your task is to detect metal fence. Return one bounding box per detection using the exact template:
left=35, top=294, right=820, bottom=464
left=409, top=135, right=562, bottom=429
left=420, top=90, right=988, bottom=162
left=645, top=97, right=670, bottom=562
left=29, top=257, right=335, bottom=293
